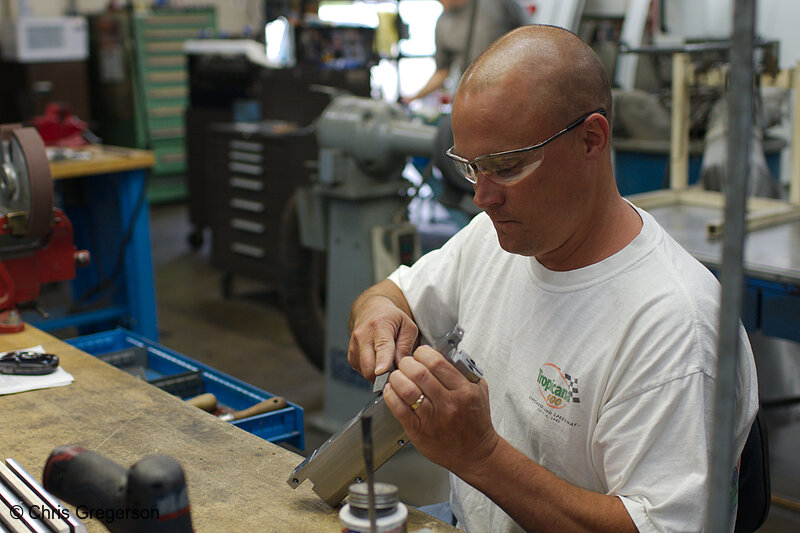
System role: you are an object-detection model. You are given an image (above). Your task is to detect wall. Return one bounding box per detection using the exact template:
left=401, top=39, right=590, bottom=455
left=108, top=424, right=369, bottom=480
left=656, top=0, right=800, bottom=70
left=0, top=0, right=259, bottom=35
left=757, top=0, right=800, bottom=71
left=661, top=0, right=734, bottom=40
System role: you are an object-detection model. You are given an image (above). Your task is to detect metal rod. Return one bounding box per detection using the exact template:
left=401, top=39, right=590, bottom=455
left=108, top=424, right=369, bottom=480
left=463, top=0, right=479, bottom=72
left=618, top=38, right=776, bottom=55
left=670, top=53, right=690, bottom=190
left=361, top=415, right=377, bottom=533
left=705, top=0, right=755, bottom=531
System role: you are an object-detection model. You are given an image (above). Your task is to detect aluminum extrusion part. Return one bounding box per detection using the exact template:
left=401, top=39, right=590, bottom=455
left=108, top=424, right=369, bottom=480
left=287, top=325, right=482, bottom=506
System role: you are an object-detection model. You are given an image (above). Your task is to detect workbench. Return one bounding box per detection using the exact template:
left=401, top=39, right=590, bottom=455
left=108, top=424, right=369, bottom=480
left=647, top=203, right=800, bottom=342
left=23, top=145, right=159, bottom=341
left=0, top=326, right=459, bottom=532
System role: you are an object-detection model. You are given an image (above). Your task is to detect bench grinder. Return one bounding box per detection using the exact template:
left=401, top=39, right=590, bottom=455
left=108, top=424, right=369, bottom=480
left=297, top=96, right=437, bottom=423
left=0, top=124, right=89, bottom=332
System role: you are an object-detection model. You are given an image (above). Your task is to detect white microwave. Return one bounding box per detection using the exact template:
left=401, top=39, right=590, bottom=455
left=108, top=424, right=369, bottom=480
left=1, top=16, right=88, bottom=63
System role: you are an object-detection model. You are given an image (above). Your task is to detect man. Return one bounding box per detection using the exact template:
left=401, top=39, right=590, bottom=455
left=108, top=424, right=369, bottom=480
left=402, top=0, right=527, bottom=105
left=348, top=25, right=758, bottom=532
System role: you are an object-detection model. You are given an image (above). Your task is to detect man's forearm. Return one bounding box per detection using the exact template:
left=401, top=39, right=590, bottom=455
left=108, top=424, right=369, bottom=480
left=410, top=68, right=450, bottom=102
left=458, top=436, right=637, bottom=532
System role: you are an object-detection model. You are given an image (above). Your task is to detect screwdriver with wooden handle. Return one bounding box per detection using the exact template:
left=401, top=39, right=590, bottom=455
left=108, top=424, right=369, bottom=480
left=186, top=394, right=288, bottom=421
left=219, top=397, right=288, bottom=421
left=185, top=393, right=217, bottom=412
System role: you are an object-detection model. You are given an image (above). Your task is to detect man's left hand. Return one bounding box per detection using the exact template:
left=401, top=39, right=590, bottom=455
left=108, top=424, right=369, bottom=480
left=383, top=345, right=499, bottom=475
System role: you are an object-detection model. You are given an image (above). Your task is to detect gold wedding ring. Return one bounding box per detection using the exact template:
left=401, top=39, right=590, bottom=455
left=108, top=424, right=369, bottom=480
left=410, top=394, right=425, bottom=411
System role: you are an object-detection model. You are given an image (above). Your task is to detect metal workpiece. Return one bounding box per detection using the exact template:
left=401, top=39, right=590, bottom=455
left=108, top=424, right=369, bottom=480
left=446, top=349, right=483, bottom=383
left=287, top=394, right=408, bottom=506
left=288, top=324, right=483, bottom=506
left=316, top=96, right=436, bottom=177
left=434, top=325, right=483, bottom=383
left=371, top=324, right=481, bottom=393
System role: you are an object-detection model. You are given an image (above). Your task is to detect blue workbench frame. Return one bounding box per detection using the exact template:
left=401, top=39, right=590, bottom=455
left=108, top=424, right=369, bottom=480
left=25, top=167, right=159, bottom=341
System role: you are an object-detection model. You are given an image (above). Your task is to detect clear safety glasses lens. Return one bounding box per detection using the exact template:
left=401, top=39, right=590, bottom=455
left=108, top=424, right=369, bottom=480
left=448, top=150, right=545, bottom=185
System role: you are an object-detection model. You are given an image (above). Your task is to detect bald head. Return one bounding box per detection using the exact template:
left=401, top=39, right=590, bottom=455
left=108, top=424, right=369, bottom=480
left=457, top=25, right=612, bottom=123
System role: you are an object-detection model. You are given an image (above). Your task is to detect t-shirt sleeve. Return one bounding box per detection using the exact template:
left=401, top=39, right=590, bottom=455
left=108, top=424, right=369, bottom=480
left=595, top=372, right=731, bottom=533
left=388, top=248, right=460, bottom=344
left=592, top=288, right=757, bottom=532
left=388, top=216, right=483, bottom=343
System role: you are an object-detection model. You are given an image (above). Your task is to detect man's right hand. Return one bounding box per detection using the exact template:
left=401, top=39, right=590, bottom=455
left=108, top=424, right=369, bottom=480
left=347, top=289, right=418, bottom=385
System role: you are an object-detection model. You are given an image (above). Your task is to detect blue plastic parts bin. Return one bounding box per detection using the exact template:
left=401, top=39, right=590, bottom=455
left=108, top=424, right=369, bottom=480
left=65, top=327, right=304, bottom=450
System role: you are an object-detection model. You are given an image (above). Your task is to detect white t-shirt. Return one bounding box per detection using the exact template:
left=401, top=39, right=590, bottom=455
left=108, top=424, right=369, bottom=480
left=388, top=208, right=759, bottom=533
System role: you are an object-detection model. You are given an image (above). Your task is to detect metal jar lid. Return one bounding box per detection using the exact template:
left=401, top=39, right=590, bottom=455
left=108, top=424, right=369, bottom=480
left=347, top=482, right=399, bottom=511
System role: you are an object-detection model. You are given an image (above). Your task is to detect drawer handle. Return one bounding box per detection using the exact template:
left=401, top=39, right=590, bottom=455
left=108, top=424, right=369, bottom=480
left=229, top=140, right=262, bottom=152
left=229, top=177, right=263, bottom=191
left=229, top=151, right=263, bottom=164
left=230, top=198, right=264, bottom=213
left=231, top=242, right=265, bottom=258
left=229, top=162, right=262, bottom=175
left=230, top=218, right=265, bottom=234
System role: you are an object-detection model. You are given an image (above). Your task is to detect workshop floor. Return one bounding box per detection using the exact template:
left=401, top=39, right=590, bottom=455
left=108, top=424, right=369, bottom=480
left=146, top=201, right=799, bottom=530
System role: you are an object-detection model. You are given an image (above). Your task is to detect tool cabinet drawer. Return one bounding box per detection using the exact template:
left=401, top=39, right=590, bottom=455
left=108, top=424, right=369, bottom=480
left=210, top=223, right=282, bottom=282
left=65, top=328, right=304, bottom=450
left=219, top=184, right=294, bottom=215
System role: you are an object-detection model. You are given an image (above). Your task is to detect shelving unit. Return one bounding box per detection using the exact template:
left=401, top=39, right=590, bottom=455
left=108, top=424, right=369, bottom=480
left=89, top=7, right=217, bottom=203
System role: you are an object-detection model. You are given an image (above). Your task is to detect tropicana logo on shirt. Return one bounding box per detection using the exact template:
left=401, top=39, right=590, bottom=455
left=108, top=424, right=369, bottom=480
left=537, top=363, right=581, bottom=409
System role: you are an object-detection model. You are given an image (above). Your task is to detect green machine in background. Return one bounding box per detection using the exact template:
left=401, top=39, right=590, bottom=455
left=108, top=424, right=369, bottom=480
left=88, top=6, right=217, bottom=203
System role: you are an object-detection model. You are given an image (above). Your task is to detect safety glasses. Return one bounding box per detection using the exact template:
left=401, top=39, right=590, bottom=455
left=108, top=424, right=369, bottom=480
left=446, top=108, right=607, bottom=185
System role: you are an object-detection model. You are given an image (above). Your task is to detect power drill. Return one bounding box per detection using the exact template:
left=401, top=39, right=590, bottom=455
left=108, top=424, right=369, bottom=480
left=43, top=445, right=193, bottom=533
